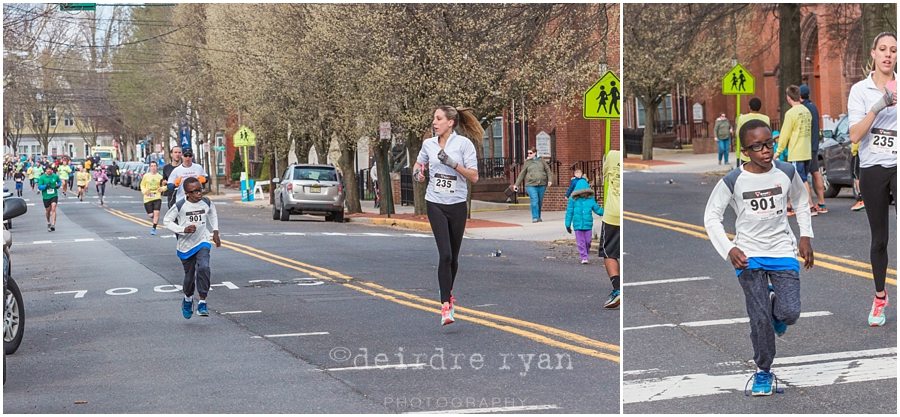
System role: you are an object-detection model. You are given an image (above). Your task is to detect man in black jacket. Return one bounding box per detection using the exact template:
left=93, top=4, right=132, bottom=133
left=162, top=145, right=183, bottom=210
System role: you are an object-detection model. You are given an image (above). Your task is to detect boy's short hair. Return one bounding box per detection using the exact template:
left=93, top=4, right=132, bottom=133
left=785, top=85, right=801, bottom=102
left=749, top=97, right=762, bottom=111
left=183, top=177, right=201, bottom=190
left=739, top=119, right=771, bottom=147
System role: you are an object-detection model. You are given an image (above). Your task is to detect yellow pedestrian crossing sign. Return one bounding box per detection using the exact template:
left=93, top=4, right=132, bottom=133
left=722, top=64, right=755, bottom=95
left=233, top=125, right=256, bottom=147
left=584, top=71, right=620, bottom=119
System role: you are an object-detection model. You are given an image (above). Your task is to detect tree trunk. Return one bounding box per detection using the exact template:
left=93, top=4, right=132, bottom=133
left=339, top=143, right=361, bottom=214
left=297, top=133, right=311, bottom=164
left=408, top=130, right=427, bottom=215
left=778, top=3, right=801, bottom=119
left=640, top=96, right=658, bottom=161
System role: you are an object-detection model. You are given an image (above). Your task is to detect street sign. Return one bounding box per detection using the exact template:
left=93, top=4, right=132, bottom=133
left=179, top=124, right=191, bottom=151
left=379, top=122, right=391, bottom=140
left=233, top=125, right=257, bottom=147
left=722, top=63, right=755, bottom=95
left=536, top=131, right=552, bottom=157
left=584, top=71, right=621, bottom=120
left=60, top=3, right=96, bottom=11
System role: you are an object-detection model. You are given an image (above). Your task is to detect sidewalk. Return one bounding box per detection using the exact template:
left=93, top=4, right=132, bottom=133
left=624, top=147, right=735, bottom=175
left=208, top=185, right=590, bottom=243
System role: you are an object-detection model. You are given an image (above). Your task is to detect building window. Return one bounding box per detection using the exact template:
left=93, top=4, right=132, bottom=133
left=14, top=112, right=24, bottom=129
left=49, top=109, right=57, bottom=127
left=635, top=95, right=674, bottom=130
left=215, top=132, right=225, bottom=176
left=64, top=111, right=74, bottom=127
left=482, top=117, right=504, bottom=158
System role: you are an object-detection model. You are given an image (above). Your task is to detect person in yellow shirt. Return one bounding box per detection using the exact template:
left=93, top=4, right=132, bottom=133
left=27, top=164, right=40, bottom=192
left=75, top=166, right=92, bottom=201
left=601, top=149, right=621, bottom=309
left=736, top=97, right=771, bottom=165
left=774, top=85, right=815, bottom=216
left=140, top=161, right=166, bottom=235
left=56, top=160, right=72, bottom=197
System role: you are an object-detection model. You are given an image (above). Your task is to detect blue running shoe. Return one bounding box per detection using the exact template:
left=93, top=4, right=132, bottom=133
left=150, top=228, right=157, bottom=236
left=604, top=289, right=621, bottom=309
left=182, top=298, right=193, bottom=319
left=769, top=285, right=787, bottom=337
left=751, top=370, right=774, bottom=396
left=197, top=302, right=209, bottom=316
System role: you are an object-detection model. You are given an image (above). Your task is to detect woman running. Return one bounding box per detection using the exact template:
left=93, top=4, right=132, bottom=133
left=413, top=106, right=481, bottom=326
left=848, top=32, right=896, bottom=326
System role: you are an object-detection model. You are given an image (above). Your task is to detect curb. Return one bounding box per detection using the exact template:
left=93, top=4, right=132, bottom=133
left=623, top=163, right=651, bottom=171
left=349, top=216, right=433, bottom=232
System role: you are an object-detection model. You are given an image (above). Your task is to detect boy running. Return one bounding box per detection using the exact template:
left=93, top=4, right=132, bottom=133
left=36, top=166, right=61, bottom=232
left=163, top=177, right=221, bottom=319
left=704, top=119, right=814, bottom=396
left=141, top=161, right=165, bottom=235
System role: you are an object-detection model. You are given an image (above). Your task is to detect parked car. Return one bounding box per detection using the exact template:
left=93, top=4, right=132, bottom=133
left=273, top=164, right=345, bottom=222
left=817, top=114, right=853, bottom=198
left=119, top=161, right=140, bottom=188
left=4, top=196, right=27, bottom=359
left=131, top=163, right=149, bottom=190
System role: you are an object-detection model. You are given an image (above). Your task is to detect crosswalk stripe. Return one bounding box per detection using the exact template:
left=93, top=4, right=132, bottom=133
left=624, top=311, right=832, bottom=331
left=624, top=277, right=712, bottom=286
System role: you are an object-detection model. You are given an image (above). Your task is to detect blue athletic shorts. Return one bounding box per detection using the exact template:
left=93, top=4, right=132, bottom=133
left=794, top=160, right=810, bottom=182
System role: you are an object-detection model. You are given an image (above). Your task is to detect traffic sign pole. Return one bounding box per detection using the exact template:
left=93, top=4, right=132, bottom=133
left=605, top=120, right=611, bottom=155
left=735, top=95, right=741, bottom=164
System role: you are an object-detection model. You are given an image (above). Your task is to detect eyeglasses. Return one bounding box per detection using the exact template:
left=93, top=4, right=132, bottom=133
left=743, top=140, right=776, bottom=152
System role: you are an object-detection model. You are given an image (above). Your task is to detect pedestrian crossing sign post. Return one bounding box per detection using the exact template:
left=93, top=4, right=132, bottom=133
left=232, top=125, right=257, bottom=202
left=584, top=71, right=620, bottom=155
left=722, top=64, right=754, bottom=95
left=722, top=63, right=754, bottom=164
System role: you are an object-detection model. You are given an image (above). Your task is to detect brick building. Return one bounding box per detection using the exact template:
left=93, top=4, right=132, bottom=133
left=624, top=5, right=873, bottom=155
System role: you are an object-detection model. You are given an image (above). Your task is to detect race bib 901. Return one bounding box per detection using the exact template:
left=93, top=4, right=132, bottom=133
left=742, top=186, right=784, bottom=221
left=432, top=173, right=458, bottom=195
left=870, top=128, right=897, bottom=155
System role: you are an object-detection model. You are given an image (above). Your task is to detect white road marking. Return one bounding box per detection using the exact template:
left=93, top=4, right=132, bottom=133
left=32, top=240, right=52, bottom=244
left=410, top=405, right=561, bottom=414
left=322, top=232, right=347, bottom=236
left=54, top=290, right=87, bottom=298
left=280, top=232, right=306, bottom=236
left=221, top=311, right=262, bottom=315
left=73, top=238, right=95, bottom=242
left=326, top=363, right=427, bottom=372
left=362, top=233, right=392, bottom=237
left=117, top=236, right=138, bottom=240
left=624, top=311, right=832, bottom=331
left=624, top=276, right=712, bottom=286
left=251, top=332, right=330, bottom=339
left=405, top=233, right=432, bottom=238
left=474, top=304, right=497, bottom=308
left=624, top=348, right=896, bottom=404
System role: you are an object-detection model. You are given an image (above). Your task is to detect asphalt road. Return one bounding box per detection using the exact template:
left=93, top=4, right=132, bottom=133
left=3, top=180, right=619, bottom=413
left=622, top=171, right=897, bottom=414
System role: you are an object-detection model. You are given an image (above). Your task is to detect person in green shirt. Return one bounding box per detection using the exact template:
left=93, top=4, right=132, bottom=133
left=56, top=160, right=72, bottom=197
left=37, top=165, right=62, bottom=232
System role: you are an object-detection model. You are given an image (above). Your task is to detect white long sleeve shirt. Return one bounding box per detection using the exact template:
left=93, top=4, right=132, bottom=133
left=416, top=132, right=478, bottom=205
left=163, top=197, right=219, bottom=259
left=704, top=161, right=813, bottom=261
left=848, top=72, right=898, bottom=168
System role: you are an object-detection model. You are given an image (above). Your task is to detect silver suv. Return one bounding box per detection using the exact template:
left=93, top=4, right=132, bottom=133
left=273, top=164, right=345, bottom=222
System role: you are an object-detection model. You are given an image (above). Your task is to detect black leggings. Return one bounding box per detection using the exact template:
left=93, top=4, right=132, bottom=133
left=427, top=201, right=468, bottom=303
left=859, top=165, right=897, bottom=293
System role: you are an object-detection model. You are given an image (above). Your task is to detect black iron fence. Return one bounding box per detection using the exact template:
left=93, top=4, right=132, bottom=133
left=478, top=157, right=513, bottom=179
left=356, top=169, right=375, bottom=201
left=399, top=167, right=415, bottom=206
left=572, top=159, right=604, bottom=202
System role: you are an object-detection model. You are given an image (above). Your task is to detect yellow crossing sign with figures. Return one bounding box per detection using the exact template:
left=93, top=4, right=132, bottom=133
left=584, top=71, right=621, bottom=120
left=722, top=64, right=755, bottom=95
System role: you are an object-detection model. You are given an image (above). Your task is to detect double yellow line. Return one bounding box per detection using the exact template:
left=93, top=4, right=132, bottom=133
left=624, top=211, right=897, bottom=286
left=106, top=208, right=620, bottom=363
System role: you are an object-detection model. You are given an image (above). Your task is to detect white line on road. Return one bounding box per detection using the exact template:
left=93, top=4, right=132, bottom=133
left=221, top=311, right=262, bottom=315
left=326, top=363, right=428, bottom=372
left=32, top=240, right=52, bottom=244
left=280, top=232, right=306, bottom=236
left=624, top=276, right=712, bottom=286
left=624, top=311, right=832, bottom=331
left=322, top=232, right=347, bottom=236
left=117, top=236, right=138, bottom=240
left=362, top=233, right=392, bottom=237
left=408, top=405, right=561, bottom=414
left=251, top=332, right=330, bottom=339
left=73, top=238, right=95, bottom=242
left=624, top=348, right=897, bottom=404
left=405, top=233, right=432, bottom=238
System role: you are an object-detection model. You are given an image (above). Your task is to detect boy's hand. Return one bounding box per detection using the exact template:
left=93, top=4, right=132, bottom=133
left=212, top=231, right=221, bottom=247
left=727, top=247, right=748, bottom=269
left=184, top=225, right=197, bottom=234
left=799, top=236, right=814, bottom=269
